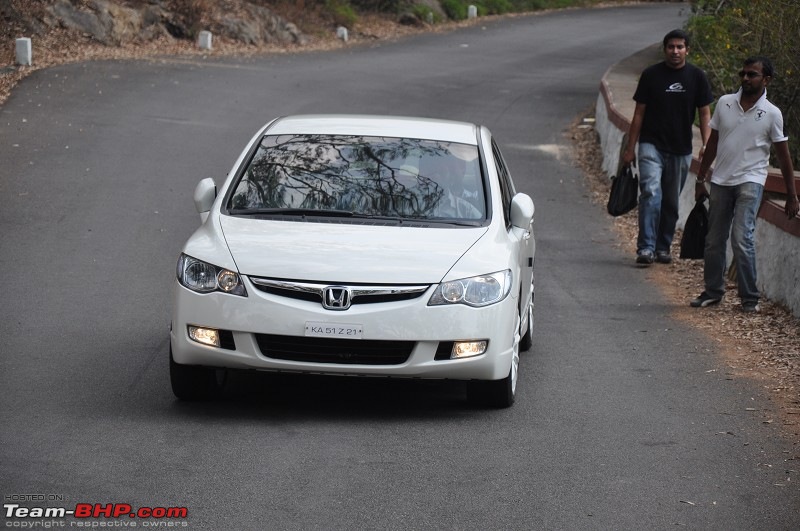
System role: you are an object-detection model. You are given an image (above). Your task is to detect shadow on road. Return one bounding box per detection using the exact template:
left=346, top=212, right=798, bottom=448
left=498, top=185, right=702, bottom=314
left=164, top=371, right=496, bottom=421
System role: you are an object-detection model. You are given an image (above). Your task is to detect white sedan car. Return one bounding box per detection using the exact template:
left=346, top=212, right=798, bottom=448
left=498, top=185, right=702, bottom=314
left=171, top=115, right=535, bottom=407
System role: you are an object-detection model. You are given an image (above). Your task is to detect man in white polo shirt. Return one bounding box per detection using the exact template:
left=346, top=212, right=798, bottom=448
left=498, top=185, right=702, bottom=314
left=691, top=56, right=799, bottom=313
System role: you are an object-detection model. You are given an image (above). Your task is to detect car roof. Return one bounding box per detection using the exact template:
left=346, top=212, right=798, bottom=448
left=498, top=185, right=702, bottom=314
left=264, top=114, right=480, bottom=145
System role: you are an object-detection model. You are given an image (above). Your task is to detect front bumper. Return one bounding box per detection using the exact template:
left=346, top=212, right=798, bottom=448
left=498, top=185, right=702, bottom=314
left=170, top=278, right=518, bottom=381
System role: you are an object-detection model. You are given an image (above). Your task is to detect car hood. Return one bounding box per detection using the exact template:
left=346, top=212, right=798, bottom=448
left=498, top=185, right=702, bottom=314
left=219, top=216, right=488, bottom=284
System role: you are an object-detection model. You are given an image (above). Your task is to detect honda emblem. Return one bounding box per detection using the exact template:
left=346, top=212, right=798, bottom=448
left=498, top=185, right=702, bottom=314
left=322, top=286, right=352, bottom=310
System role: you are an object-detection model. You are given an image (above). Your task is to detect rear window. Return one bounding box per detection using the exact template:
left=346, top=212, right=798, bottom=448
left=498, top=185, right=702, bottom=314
left=226, top=134, right=486, bottom=222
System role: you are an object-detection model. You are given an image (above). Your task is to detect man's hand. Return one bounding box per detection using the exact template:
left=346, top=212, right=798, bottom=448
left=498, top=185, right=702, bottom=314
left=621, top=147, right=636, bottom=168
left=774, top=141, right=796, bottom=219
left=786, top=195, right=800, bottom=219
left=694, top=181, right=709, bottom=202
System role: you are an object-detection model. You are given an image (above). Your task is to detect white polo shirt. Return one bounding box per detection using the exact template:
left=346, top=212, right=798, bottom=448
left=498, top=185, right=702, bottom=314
left=709, top=88, right=788, bottom=186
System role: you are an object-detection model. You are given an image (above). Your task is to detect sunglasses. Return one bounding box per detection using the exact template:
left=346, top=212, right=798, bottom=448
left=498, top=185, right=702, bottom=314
left=738, top=70, right=764, bottom=79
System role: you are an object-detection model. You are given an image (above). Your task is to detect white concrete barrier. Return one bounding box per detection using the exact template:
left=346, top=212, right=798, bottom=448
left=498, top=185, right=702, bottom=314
left=16, top=38, right=32, bottom=66
left=757, top=222, right=800, bottom=316
left=198, top=31, right=212, bottom=50
left=468, top=6, right=478, bottom=19
left=336, top=27, right=348, bottom=42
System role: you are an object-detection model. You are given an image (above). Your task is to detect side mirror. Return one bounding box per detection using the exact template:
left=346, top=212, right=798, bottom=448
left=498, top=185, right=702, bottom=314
left=510, top=192, right=534, bottom=229
left=194, top=178, right=217, bottom=214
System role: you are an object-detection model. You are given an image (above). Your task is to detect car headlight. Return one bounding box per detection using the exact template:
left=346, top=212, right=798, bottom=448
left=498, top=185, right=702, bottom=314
left=176, top=254, right=247, bottom=297
left=428, top=270, right=511, bottom=307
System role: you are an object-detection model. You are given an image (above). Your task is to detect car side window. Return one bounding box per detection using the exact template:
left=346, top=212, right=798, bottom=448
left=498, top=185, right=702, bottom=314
left=492, top=139, right=515, bottom=227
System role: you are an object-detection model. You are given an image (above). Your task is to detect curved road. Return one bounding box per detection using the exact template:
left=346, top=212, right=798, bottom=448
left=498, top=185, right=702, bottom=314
left=1, top=3, right=797, bottom=529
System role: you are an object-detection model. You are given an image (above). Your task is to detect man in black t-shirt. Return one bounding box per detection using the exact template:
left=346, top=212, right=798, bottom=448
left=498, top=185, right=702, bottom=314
left=622, top=29, right=713, bottom=266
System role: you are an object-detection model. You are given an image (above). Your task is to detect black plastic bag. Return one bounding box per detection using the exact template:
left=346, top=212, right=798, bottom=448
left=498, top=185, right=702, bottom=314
left=680, top=199, right=708, bottom=259
left=606, top=165, right=639, bottom=216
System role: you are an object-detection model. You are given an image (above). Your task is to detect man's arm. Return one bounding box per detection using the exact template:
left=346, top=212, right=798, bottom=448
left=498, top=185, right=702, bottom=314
left=774, top=141, right=799, bottom=219
left=695, top=129, right=718, bottom=200
left=622, top=102, right=646, bottom=167
left=698, top=104, right=712, bottom=158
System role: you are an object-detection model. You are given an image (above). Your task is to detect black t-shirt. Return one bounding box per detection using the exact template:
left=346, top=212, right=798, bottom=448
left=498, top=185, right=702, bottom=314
left=633, top=61, right=714, bottom=155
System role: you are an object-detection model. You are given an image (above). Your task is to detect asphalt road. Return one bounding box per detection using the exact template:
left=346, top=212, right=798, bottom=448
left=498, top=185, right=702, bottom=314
left=1, top=3, right=797, bottom=529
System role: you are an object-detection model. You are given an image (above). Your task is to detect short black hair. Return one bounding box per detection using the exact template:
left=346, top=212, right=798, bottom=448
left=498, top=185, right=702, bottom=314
left=663, top=29, right=690, bottom=49
left=744, top=56, right=774, bottom=77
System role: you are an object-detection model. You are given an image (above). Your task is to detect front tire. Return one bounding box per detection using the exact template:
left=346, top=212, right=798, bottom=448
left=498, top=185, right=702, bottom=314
left=467, top=367, right=515, bottom=408
left=170, top=347, right=218, bottom=400
left=467, top=323, right=519, bottom=408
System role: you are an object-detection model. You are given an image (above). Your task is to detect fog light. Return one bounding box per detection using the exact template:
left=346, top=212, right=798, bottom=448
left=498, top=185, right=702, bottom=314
left=452, top=340, right=488, bottom=359
left=188, top=326, right=220, bottom=347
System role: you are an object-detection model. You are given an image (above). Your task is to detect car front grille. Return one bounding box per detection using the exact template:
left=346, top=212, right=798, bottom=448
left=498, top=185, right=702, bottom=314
left=248, top=278, right=429, bottom=306
left=255, top=334, right=414, bottom=365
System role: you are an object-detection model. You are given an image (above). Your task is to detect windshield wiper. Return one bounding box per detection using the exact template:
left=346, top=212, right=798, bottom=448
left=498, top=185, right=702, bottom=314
left=229, top=208, right=355, bottom=217
left=348, top=213, right=405, bottom=223
left=228, top=208, right=479, bottom=226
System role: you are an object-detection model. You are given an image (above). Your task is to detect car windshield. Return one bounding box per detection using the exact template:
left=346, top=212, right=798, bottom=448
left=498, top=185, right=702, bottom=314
left=226, top=134, right=486, bottom=221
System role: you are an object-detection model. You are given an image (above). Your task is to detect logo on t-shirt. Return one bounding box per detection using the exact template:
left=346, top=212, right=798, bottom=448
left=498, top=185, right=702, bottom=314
left=666, top=83, right=685, bottom=93
left=755, top=109, right=766, bottom=121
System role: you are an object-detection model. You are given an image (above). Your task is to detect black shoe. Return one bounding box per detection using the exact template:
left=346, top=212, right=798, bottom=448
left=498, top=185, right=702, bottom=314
left=742, top=301, right=760, bottom=313
left=636, top=250, right=654, bottom=266
left=690, top=292, right=722, bottom=308
left=655, top=251, right=672, bottom=264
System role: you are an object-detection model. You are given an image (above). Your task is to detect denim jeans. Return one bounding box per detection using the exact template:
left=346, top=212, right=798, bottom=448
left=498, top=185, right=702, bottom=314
left=704, top=181, right=764, bottom=303
left=636, top=143, right=691, bottom=254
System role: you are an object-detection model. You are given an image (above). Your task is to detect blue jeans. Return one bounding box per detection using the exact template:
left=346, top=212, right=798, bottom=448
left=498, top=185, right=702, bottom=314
left=704, top=181, right=764, bottom=303
left=636, top=143, right=691, bottom=254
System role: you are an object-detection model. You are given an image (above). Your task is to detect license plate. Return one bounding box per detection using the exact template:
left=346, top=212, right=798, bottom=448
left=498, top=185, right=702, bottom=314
left=305, top=322, right=363, bottom=339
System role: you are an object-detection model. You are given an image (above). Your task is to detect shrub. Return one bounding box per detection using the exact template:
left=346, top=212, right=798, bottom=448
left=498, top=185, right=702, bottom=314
left=411, top=5, right=443, bottom=23
left=477, top=0, right=514, bottom=15
left=348, top=0, right=402, bottom=12
left=326, top=0, right=359, bottom=27
left=440, top=0, right=468, bottom=20
left=687, top=0, right=800, bottom=167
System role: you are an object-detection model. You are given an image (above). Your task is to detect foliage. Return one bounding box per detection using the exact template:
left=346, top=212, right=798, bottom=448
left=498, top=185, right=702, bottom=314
left=687, top=0, right=800, bottom=167
left=411, top=4, right=444, bottom=23
left=326, top=0, right=359, bottom=27
left=496, top=0, right=600, bottom=10
left=440, top=0, right=469, bottom=20
left=478, top=0, right=514, bottom=16
left=347, top=0, right=406, bottom=12
left=438, top=0, right=597, bottom=19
